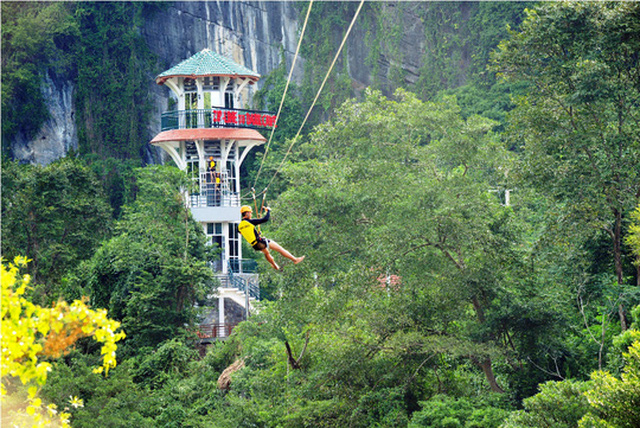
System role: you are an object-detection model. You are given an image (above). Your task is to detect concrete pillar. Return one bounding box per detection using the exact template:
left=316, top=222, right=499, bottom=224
left=196, top=79, right=204, bottom=127
left=218, top=296, right=225, bottom=337
left=222, top=221, right=229, bottom=274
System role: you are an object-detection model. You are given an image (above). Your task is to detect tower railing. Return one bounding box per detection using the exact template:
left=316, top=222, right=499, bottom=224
left=189, top=171, right=240, bottom=208
left=161, top=107, right=277, bottom=131
left=196, top=323, right=236, bottom=340
left=227, top=259, right=260, bottom=301
left=228, top=259, right=258, bottom=274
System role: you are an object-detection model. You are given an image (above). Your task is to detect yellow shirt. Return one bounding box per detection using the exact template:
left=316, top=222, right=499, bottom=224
left=238, top=210, right=270, bottom=247
left=238, top=220, right=259, bottom=246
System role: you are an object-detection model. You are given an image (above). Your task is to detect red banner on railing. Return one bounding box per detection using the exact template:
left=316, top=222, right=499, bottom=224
left=212, top=109, right=277, bottom=129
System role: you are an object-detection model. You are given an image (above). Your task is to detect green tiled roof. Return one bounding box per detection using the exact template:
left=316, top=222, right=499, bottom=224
left=156, top=49, right=260, bottom=84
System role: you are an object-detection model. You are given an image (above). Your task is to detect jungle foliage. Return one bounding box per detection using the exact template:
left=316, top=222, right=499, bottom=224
left=1, top=2, right=159, bottom=159
left=2, top=2, right=640, bottom=427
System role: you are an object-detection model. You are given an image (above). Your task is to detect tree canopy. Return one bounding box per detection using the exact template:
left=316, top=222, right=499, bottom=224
left=2, top=1, right=640, bottom=427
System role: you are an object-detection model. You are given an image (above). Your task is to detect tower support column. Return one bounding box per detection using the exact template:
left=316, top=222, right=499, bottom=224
left=218, top=296, right=226, bottom=337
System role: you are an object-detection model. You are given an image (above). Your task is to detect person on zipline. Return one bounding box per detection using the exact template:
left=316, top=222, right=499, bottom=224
left=239, top=205, right=304, bottom=270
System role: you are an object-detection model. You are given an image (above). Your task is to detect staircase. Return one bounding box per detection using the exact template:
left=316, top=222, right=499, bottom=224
left=197, top=261, right=260, bottom=343
left=214, top=260, right=260, bottom=311
left=216, top=276, right=257, bottom=309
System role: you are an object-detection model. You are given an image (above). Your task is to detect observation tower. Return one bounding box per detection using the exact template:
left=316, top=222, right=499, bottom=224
left=151, top=49, right=275, bottom=337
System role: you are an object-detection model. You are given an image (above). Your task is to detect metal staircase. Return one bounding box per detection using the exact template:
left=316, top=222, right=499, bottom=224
left=197, top=259, right=260, bottom=342
left=215, top=274, right=259, bottom=310
left=216, top=259, right=259, bottom=309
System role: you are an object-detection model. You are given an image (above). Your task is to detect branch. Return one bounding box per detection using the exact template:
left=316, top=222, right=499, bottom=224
left=284, top=332, right=310, bottom=370
left=400, top=241, right=435, bottom=259
left=404, top=354, right=435, bottom=389
left=526, top=356, right=565, bottom=380
left=578, top=292, right=601, bottom=347
left=297, top=332, right=310, bottom=365
left=284, top=341, right=300, bottom=369
left=435, top=244, right=466, bottom=271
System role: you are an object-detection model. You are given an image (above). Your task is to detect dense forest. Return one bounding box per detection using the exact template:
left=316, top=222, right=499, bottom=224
left=2, top=1, right=640, bottom=427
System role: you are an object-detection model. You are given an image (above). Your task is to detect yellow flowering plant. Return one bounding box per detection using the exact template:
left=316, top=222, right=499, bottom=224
left=1, top=257, right=126, bottom=427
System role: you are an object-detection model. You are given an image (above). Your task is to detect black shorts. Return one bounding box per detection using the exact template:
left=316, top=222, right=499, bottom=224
left=252, top=239, right=269, bottom=251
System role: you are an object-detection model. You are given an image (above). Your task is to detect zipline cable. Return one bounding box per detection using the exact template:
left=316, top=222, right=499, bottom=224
left=262, top=0, right=365, bottom=194
left=251, top=0, right=314, bottom=192
left=240, top=0, right=364, bottom=201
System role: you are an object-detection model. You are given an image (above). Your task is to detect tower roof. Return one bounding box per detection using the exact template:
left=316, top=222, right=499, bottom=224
left=156, top=49, right=260, bottom=85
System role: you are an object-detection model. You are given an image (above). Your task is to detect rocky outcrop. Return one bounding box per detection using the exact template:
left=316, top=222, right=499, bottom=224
left=12, top=72, right=77, bottom=165
left=11, top=2, right=306, bottom=165
left=142, top=1, right=304, bottom=140
left=11, top=1, right=478, bottom=165
left=217, top=358, right=245, bottom=390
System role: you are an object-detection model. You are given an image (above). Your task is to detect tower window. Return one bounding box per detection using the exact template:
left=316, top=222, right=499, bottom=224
left=224, top=92, right=234, bottom=109
left=206, top=222, right=225, bottom=272
left=204, top=76, right=219, bottom=90
left=184, top=78, right=196, bottom=92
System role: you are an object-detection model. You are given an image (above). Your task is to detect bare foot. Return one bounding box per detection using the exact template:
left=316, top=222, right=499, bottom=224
left=294, top=256, right=305, bottom=264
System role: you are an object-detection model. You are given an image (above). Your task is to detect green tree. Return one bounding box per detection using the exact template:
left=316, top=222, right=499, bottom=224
left=1, top=157, right=113, bottom=302
left=272, top=88, right=561, bottom=396
left=580, top=306, right=640, bottom=428
left=41, top=353, right=155, bottom=428
left=76, top=166, right=214, bottom=354
left=501, top=379, right=591, bottom=428
left=1, top=2, right=78, bottom=151
left=73, top=2, right=157, bottom=159
left=409, top=394, right=510, bottom=428
left=493, top=2, right=640, bottom=328
left=626, top=205, right=640, bottom=281
left=200, top=88, right=571, bottom=427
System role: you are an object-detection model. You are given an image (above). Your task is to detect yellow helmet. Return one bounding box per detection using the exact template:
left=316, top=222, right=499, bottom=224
left=240, top=205, right=252, bottom=214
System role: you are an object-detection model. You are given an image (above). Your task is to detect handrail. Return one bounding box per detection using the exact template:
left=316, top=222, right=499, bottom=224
left=190, top=171, right=240, bottom=208
left=227, top=260, right=260, bottom=301
left=228, top=259, right=258, bottom=274
left=196, top=323, right=236, bottom=339
left=161, top=107, right=277, bottom=132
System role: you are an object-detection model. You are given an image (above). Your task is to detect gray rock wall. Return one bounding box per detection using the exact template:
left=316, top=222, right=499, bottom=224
left=11, top=1, right=470, bottom=165
left=142, top=1, right=303, bottom=140
left=11, top=72, right=77, bottom=165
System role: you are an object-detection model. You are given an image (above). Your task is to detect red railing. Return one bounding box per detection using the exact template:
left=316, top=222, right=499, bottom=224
left=196, top=323, right=237, bottom=339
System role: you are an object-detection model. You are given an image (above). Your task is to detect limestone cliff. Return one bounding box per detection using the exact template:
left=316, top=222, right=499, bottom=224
left=11, top=72, right=77, bottom=165
left=142, top=1, right=304, bottom=145
left=10, top=1, right=502, bottom=165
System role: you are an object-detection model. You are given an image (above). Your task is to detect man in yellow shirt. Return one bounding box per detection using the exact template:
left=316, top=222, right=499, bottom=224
left=238, top=206, right=304, bottom=270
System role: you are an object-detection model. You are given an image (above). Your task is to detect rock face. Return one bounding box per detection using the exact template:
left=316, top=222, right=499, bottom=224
left=142, top=1, right=304, bottom=140
left=12, top=2, right=307, bottom=165
left=11, top=1, right=473, bottom=165
left=12, top=72, right=77, bottom=165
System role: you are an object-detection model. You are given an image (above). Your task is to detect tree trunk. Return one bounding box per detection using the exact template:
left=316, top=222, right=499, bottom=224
left=471, top=295, right=504, bottom=393
left=477, top=357, right=504, bottom=393
left=285, top=341, right=301, bottom=369
left=612, top=209, right=627, bottom=331
left=613, top=209, right=624, bottom=285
